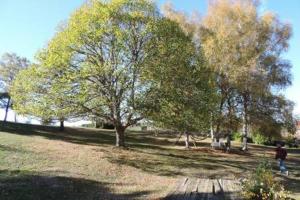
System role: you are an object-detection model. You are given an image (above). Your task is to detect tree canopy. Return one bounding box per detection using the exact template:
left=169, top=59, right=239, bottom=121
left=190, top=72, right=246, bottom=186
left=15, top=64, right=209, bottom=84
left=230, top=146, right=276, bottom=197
left=162, top=0, right=295, bottom=149
left=200, top=0, right=293, bottom=149
left=10, top=0, right=296, bottom=149
left=11, top=0, right=210, bottom=146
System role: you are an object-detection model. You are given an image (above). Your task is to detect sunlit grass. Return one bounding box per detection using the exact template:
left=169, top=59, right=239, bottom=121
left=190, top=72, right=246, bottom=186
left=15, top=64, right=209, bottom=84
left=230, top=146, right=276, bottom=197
left=0, top=122, right=299, bottom=199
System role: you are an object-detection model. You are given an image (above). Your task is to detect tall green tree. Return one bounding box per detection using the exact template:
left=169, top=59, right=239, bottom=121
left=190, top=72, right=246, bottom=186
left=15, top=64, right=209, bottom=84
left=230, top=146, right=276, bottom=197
left=146, top=64, right=217, bottom=148
left=145, top=7, right=217, bottom=147
left=250, top=93, right=296, bottom=139
left=161, top=3, right=219, bottom=144
left=11, top=63, right=78, bottom=130
left=12, top=0, right=200, bottom=147
left=0, top=53, right=30, bottom=121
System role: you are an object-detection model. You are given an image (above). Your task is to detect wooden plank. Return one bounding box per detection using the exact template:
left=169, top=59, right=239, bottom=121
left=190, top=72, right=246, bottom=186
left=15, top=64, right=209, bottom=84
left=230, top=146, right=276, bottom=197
left=222, top=179, right=230, bottom=200
left=183, top=178, right=198, bottom=200
left=206, top=179, right=214, bottom=200
left=232, top=180, right=242, bottom=199
left=165, top=178, right=242, bottom=200
left=218, top=179, right=224, bottom=192
left=222, top=179, right=242, bottom=200
left=165, top=177, right=188, bottom=200
left=229, top=180, right=242, bottom=200
left=179, top=178, right=192, bottom=200
left=190, top=178, right=200, bottom=200
left=197, top=179, right=213, bottom=200
left=212, top=179, right=223, bottom=195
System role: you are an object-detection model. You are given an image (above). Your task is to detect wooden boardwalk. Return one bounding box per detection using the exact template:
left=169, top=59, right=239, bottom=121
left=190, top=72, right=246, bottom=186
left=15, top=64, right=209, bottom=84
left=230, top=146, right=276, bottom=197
left=165, top=178, right=242, bottom=200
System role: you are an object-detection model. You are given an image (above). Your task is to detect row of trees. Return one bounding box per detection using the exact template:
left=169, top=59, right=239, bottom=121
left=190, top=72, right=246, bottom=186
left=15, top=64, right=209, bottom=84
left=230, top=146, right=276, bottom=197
left=0, top=0, right=295, bottom=148
left=162, top=0, right=295, bottom=149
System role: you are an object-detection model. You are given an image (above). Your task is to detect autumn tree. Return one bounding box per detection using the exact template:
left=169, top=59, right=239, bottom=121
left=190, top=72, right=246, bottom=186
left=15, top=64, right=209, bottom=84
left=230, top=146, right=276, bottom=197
left=162, top=0, right=294, bottom=150
left=162, top=3, right=238, bottom=140
left=0, top=53, right=30, bottom=121
left=200, top=0, right=293, bottom=150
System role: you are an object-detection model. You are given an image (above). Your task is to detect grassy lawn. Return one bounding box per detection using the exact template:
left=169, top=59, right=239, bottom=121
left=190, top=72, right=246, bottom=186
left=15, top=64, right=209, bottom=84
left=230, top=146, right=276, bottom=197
left=0, top=122, right=299, bottom=200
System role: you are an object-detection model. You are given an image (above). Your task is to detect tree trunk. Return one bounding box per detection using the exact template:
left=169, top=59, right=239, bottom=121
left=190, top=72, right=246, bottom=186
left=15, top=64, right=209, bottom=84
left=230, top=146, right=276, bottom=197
left=215, top=89, right=226, bottom=139
left=115, top=126, right=125, bottom=147
left=226, top=135, right=231, bottom=152
left=242, top=95, right=249, bottom=151
left=210, top=113, right=214, bottom=142
left=60, top=120, right=64, bottom=131
left=4, top=97, right=11, bottom=122
left=185, top=131, right=190, bottom=149
left=95, top=118, right=102, bottom=128
left=14, top=112, right=17, bottom=122
left=242, top=120, right=248, bottom=151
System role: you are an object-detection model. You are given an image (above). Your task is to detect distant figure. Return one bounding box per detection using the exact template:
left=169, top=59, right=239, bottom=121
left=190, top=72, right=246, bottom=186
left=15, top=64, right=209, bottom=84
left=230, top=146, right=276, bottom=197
left=275, top=142, right=288, bottom=175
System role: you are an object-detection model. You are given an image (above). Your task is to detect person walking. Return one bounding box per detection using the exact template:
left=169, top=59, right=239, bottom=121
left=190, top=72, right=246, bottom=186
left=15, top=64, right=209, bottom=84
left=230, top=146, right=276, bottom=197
left=275, top=142, right=288, bottom=175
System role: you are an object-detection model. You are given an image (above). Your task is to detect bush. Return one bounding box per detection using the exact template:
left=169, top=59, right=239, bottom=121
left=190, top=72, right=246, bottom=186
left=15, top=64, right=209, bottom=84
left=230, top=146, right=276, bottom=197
left=232, top=132, right=242, bottom=142
left=81, top=123, right=95, bottom=128
left=102, top=123, right=115, bottom=129
left=247, top=137, right=254, bottom=144
left=41, top=118, right=53, bottom=125
left=242, top=159, right=291, bottom=200
left=82, top=122, right=115, bottom=129
left=141, top=126, right=147, bottom=131
left=252, top=132, right=269, bottom=145
left=285, top=135, right=298, bottom=148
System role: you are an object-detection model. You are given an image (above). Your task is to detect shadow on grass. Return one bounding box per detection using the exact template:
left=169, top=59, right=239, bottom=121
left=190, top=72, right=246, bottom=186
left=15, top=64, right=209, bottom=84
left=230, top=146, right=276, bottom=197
left=1, top=122, right=299, bottom=195
left=0, top=122, right=258, bottom=178
left=0, top=121, right=116, bottom=146
left=278, top=175, right=300, bottom=195
left=0, top=170, right=152, bottom=200
left=0, top=122, right=174, bottom=150
left=105, top=152, right=254, bottom=178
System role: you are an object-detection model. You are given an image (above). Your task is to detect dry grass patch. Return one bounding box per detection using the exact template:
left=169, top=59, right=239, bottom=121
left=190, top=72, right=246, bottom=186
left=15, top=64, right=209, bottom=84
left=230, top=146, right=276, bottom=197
left=0, top=122, right=299, bottom=199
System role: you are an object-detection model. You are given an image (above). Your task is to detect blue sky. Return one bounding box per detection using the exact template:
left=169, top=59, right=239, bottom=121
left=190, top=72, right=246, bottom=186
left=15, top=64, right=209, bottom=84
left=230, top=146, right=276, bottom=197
left=0, top=0, right=299, bottom=116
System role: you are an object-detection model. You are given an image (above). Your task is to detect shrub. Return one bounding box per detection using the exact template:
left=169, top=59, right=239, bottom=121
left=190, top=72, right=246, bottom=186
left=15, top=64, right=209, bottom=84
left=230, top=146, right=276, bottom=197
left=247, top=137, right=254, bottom=144
left=252, top=132, right=269, bottom=145
left=285, top=135, right=298, bottom=148
left=242, top=159, right=291, bottom=200
left=102, top=123, right=115, bottom=129
left=81, top=123, right=95, bottom=128
left=232, top=132, right=242, bottom=142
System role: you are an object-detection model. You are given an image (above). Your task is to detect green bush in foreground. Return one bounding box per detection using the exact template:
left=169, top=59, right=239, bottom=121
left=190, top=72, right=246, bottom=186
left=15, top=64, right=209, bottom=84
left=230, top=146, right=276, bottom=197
left=242, top=160, right=291, bottom=200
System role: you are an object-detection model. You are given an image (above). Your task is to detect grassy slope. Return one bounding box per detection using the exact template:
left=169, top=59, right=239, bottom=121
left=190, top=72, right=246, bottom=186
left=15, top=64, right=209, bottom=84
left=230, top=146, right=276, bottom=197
left=0, top=122, right=299, bottom=200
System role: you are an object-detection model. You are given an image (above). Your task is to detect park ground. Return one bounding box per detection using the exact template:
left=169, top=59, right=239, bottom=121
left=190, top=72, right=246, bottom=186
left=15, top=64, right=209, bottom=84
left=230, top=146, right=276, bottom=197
left=0, top=122, right=299, bottom=200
